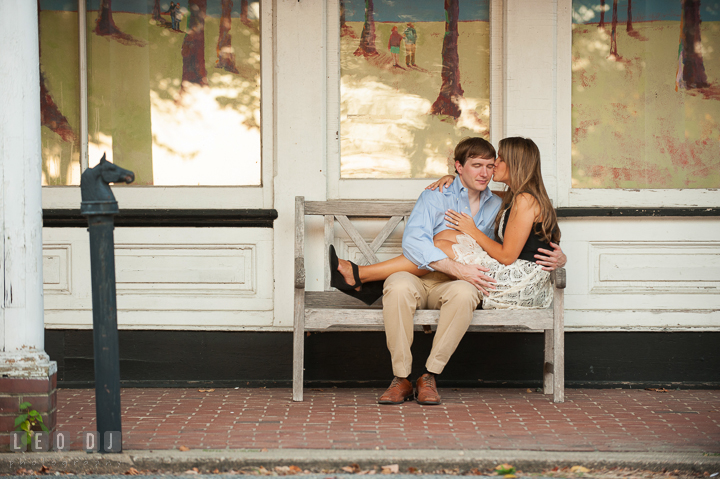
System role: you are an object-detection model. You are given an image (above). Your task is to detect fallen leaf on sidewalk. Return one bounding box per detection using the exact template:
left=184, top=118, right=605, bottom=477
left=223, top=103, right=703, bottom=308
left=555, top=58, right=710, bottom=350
left=381, top=464, right=399, bottom=474
left=342, top=463, right=361, bottom=473
left=527, top=388, right=533, bottom=393
left=274, top=465, right=303, bottom=475
left=178, top=445, right=190, bottom=451
left=644, top=388, right=668, bottom=393
left=124, top=468, right=140, bottom=475
left=183, top=468, right=199, bottom=475
left=407, top=467, right=419, bottom=474
left=198, top=388, right=215, bottom=392
left=571, top=466, right=590, bottom=473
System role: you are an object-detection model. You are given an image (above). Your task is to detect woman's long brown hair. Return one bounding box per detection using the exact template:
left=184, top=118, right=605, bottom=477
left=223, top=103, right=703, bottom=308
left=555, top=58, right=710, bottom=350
left=493, top=137, right=560, bottom=244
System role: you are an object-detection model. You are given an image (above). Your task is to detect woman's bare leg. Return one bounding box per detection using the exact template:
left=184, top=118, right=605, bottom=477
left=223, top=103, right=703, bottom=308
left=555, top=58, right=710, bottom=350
left=335, top=230, right=463, bottom=288
left=337, top=255, right=426, bottom=289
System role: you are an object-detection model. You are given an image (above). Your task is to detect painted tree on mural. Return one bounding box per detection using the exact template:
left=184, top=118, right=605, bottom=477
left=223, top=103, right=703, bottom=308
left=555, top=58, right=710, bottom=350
left=431, top=0, right=464, bottom=119
left=626, top=0, right=633, bottom=32
left=340, top=0, right=354, bottom=37
left=599, top=0, right=605, bottom=28
left=94, top=0, right=146, bottom=46
left=152, top=0, right=162, bottom=22
left=94, top=0, right=118, bottom=35
left=240, top=0, right=252, bottom=26
left=182, top=0, right=208, bottom=87
left=676, top=0, right=709, bottom=90
left=354, top=0, right=378, bottom=56
left=609, top=0, right=619, bottom=57
left=216, top=0, right=239, bottom=73
left=37, top=0, right=76, bottom=143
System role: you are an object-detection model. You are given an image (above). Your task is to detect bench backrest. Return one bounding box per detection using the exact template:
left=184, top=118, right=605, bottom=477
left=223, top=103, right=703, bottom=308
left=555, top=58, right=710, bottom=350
left=296, top=197, right=416, bottom=292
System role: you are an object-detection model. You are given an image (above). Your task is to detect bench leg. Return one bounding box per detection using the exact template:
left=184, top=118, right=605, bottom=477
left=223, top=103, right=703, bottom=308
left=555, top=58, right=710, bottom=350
left=293, top=288, right=305, bottom=401
left=552, top=286, right=565, bottom=403
left=543, top=329, right=554, bottom=395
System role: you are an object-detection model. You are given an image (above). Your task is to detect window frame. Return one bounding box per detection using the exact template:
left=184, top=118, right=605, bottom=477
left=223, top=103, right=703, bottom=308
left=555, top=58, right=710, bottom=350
left=326, top=0, right=505, bottom=201
left=556, top=0, right=720, bottom=209
left=41, top=0, right=274, bottom=211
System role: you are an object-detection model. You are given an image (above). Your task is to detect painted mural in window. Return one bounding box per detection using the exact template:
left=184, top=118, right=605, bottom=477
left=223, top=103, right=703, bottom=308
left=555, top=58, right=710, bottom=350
left=572, top=0, right=720, bottom=189
left=39, top=0, right=260, bottom=186
left=340, top=0, right=490, bottom=179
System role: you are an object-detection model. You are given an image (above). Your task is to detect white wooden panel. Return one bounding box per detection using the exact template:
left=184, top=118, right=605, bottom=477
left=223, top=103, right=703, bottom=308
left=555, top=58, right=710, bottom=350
left=558, top=217, right=720, bottom=329
left=115, top=245, right=253, bottom=294
left=42, top=244, right=71, bottom=294
left=42, top=227, right=273, bottom=329
left=590, top=242, right=720, bottom=294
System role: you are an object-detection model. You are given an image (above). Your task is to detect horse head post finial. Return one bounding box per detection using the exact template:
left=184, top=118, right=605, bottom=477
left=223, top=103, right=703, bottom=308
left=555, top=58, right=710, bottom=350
left=80, top=153, right=136, bottom=216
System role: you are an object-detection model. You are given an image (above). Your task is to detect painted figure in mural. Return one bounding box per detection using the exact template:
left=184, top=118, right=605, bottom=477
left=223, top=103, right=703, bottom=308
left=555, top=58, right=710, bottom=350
left=172, top=3, right=185, bottom=31
left=388, top=26, right=404, bottom=67
left=403, top=22, right=417, bottom=67
left=329, top=137, right=566, bottom=405
left=167, top=2, right=177, bottom=29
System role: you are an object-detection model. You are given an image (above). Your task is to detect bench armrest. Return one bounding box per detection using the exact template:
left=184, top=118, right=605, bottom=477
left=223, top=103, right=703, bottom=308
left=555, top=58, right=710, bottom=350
left=551, top=267, right=566, bottom=289
left=295, top=257, right=305, bottom=289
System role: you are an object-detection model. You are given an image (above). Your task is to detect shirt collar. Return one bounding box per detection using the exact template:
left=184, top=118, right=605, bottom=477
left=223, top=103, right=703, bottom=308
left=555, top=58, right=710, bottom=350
left=446, top=176, right=493, bottom=202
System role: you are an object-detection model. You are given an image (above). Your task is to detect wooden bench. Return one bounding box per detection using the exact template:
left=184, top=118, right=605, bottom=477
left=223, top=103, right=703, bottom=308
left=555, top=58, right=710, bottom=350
left=293, top=196, right=566, bottom=403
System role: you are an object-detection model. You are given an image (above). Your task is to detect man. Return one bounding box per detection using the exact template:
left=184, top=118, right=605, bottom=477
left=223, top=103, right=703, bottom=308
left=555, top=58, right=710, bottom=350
left=378, top=137, right=566, bottom=406
left=403, top=22, right=418, bottom=67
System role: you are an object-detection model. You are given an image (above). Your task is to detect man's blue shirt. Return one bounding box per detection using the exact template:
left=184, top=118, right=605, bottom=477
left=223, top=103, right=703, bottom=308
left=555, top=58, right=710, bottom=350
left=402, top=177, right=502, bottom=271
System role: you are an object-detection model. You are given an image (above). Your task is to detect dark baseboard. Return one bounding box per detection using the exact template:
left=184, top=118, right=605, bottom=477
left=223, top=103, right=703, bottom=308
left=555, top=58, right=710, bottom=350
left=556, top=207, right=720, bottom=217
left=43, top=209, right=278, bottom=228
left=45, top=330, right=720, bottom=389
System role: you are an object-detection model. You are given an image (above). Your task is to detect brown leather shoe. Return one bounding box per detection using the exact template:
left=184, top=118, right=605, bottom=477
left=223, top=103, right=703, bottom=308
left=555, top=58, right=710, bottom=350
left=416, top=373, right=441, bottom=405
left=378, top=377, right=414, bottom=404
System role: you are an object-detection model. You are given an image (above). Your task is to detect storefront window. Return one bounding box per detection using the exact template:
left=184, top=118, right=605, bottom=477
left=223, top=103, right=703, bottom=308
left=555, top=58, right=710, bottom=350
left=571, top=0, right=720, bottom=189
left=39, top=0, right=261, bottom=186
left=340, top=0, right=490, bottom=179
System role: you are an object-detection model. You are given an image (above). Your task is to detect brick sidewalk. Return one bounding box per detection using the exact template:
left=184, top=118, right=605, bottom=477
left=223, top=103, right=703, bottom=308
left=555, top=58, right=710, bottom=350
left=55, top=388, right=719, bottom=453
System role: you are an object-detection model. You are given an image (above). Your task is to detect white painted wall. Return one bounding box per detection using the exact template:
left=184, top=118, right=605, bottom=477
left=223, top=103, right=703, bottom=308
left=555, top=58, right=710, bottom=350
left=32, top=0, right=719, bottom=332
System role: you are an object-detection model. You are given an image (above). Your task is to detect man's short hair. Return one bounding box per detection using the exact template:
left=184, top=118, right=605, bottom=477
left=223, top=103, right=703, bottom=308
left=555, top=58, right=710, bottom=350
left=453, top=137, right=495, bottom=173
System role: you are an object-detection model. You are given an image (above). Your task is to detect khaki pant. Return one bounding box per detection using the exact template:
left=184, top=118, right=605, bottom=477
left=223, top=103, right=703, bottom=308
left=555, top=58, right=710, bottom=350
left=382, top=271, right=482, bottom=378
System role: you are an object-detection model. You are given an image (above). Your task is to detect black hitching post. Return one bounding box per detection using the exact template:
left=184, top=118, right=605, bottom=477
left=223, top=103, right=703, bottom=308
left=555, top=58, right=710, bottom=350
left=80, top=154, right=134, bottom=453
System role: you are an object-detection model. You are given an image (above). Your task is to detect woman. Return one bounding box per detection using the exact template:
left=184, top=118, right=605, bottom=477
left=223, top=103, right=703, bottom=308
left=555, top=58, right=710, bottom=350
left=330, top=137, right=561, bottom=309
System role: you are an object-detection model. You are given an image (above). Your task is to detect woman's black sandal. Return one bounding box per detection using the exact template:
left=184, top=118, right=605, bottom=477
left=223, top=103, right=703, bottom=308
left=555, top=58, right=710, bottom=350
left=329, top=245, right=384, bottom=305
left=329, top=245, right=361, bottom=290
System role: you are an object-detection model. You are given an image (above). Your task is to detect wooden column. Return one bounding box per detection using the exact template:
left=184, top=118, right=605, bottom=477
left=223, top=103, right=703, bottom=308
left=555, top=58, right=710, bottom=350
left=0, top=0, right=57, bottom=451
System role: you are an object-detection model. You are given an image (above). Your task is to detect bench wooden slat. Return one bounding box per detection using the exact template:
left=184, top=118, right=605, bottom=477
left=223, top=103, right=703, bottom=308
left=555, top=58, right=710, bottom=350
left=306, top=201, right=415, bottom=216
left=368, top=216, right=404, bottom=258
left=335, top=214, right=380, bottom=264
left=305, top=308, right=553, bottom=331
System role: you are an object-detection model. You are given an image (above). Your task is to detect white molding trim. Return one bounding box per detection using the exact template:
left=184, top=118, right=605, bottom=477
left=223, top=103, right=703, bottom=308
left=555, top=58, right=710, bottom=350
left=556, top=0, right=572, bottom=207
left=568, top=189, right=720, bottom=208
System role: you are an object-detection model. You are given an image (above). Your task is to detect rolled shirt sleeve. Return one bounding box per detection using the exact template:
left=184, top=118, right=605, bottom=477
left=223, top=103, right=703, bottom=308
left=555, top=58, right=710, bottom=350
left=402, top=191, right=449, bottom=270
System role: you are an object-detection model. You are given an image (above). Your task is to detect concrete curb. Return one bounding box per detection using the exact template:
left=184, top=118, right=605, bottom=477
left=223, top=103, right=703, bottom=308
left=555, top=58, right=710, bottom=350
left=1, top=449, right=719, bottom=475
